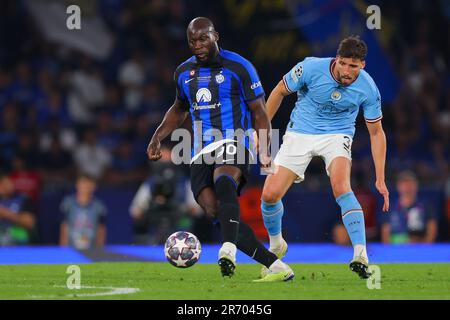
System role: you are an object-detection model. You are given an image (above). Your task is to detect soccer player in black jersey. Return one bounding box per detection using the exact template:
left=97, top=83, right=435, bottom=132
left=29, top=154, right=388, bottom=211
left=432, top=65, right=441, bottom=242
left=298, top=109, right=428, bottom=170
left=148, top=17, right=293, bottom=282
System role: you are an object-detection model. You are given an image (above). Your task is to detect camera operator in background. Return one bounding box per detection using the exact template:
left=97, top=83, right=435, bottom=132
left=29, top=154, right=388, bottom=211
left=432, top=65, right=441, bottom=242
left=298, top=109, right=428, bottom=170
left=130, top=144, right=202, bottom=244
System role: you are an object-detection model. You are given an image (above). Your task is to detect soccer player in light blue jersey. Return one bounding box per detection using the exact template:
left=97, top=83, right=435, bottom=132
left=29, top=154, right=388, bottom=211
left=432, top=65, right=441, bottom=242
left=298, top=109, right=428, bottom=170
left=260, top=36, right=390, bottom=279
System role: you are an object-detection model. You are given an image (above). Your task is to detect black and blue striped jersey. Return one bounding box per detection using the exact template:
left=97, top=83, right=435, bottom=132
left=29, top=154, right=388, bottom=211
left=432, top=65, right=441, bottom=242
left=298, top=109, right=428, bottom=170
left=174, top=48, right=265, bottom=159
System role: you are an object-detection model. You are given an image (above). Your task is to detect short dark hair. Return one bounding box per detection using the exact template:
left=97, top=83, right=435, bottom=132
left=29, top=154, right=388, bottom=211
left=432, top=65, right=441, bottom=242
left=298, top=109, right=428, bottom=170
left=77, top=172, right=97, bottom=183
left=337, top=36, right=368, bottom=61
left=397, top=170, right=418, bottom=183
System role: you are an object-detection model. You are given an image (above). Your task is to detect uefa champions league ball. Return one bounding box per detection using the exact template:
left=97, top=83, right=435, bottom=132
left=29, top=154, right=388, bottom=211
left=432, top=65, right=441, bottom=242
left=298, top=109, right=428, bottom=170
left=164, top=231, right=201, bottom=268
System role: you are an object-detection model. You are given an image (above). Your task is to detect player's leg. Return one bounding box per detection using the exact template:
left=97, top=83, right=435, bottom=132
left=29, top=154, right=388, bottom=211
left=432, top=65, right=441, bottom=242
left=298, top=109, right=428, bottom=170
left=212, top=165, right=240, bottom=276
left=212, top=165, right=293, bottom=280
left=261, top=132, right=313, bottom=254
left=196, top=185, right=292, bottom=281
left=328, top=156, right=371, bottom=279
left=261, top=166, right=297, bottom=253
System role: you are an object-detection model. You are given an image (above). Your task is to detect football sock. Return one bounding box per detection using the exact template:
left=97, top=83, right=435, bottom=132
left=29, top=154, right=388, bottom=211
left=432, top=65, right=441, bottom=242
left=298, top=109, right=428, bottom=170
left=236, top=221, right=278, bottom=268
left=268, top=259, right=289, bottom=272
left=219, top=242, right=237, bottom=260
left=336, top=191, right=368, bottom=261
left=214, top=175, right=240, bottom=244
left=261, top=200, right=284, bottom=248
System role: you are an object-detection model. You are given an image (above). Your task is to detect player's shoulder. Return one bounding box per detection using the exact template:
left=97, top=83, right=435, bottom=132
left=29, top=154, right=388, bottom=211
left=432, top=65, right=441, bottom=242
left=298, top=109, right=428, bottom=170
left=174, top=56, right=196, bottom=77
left=220, top=49, right=257, bottom=73
left=357, top=69, right=380, bottom=95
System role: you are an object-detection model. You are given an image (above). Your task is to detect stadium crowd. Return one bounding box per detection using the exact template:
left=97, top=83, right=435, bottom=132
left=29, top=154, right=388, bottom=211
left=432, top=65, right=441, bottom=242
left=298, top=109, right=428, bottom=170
left=0, top=0, right=448, bottom=245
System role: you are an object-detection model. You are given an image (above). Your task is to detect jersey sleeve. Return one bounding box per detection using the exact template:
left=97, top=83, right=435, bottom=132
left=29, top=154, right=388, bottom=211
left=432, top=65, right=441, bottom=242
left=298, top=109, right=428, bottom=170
left=282, top=59, right=310, bottom=93
left=237, top=60, right=265, bottom=102
left=362, top=84, right=382, bottom=123
left=173, top=68, right=189, bottom=111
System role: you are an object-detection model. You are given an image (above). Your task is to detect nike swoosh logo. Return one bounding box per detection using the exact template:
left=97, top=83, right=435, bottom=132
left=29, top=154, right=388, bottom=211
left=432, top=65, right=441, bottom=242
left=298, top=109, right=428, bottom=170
left=229, top=219, right=239, bottom=224
left=184, top=78, right=195, bottom=84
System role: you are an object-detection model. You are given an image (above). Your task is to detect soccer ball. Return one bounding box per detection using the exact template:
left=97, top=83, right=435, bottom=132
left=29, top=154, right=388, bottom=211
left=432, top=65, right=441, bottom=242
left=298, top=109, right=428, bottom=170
left=164, top=231, right=201, bottom=268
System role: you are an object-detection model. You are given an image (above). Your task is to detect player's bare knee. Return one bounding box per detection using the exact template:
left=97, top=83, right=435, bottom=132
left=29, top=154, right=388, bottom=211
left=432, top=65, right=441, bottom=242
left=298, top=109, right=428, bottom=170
left=261, top=188, right=282, bottom=203
left=331, top=181, right=351, bottom=198
left=202, top=203, right=217, bottom=218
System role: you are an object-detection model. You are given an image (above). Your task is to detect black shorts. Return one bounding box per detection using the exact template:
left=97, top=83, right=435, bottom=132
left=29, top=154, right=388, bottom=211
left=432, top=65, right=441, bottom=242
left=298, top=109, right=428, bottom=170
left=190, top=141, right=253, bottom=201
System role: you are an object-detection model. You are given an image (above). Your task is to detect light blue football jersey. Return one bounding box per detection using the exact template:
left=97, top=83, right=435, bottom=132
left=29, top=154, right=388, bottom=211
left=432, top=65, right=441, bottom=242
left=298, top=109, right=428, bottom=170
left=282, top=57, right=382, bottom=137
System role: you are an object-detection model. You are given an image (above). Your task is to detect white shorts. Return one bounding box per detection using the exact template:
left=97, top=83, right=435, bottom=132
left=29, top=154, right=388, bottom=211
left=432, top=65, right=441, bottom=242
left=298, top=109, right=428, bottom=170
left=274, top=131, right=353, bottom=183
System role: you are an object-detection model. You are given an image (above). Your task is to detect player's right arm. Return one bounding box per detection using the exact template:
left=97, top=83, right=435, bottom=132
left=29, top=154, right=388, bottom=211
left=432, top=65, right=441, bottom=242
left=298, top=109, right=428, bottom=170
left=147, top=98, right=189, bottom=161
left=148, top=67, right=189, bottom=161
left=266, top=80, right=291, bottom=121
left=267, top=60, right=309, bottom=121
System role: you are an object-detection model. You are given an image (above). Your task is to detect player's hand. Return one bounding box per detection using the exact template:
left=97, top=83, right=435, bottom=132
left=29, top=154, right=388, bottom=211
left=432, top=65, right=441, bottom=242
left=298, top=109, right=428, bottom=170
left=259, top=153, right=274, bottom=175
left=147, top=139, right=162, bottom=161
left=375, top=179, right=390, bottom=212
left=252, top=130, right=259, bottom=152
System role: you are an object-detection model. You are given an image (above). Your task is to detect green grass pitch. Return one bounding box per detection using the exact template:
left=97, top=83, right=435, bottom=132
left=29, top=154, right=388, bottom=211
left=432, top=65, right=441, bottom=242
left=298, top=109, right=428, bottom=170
left=0, top=262, right=449, bottom=300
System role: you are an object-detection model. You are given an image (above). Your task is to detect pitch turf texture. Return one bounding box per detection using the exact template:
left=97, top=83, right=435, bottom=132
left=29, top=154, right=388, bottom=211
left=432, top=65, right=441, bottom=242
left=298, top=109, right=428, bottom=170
left=0, top=262, right=449, bottom=299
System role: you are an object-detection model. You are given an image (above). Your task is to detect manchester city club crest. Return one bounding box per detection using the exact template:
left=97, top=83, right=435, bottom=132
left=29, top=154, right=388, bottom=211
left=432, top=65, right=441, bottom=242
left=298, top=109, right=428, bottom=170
left=331, top=90, right=342, bottom=101
left=215, top=73, right=225, bottom=84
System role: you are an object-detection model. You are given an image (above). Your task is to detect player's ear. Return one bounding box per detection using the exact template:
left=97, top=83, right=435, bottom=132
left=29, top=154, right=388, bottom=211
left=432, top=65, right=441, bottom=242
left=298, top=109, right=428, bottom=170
left=360, top=60, right=366, bottom=69
left=214, top=31, right=219, bottom=42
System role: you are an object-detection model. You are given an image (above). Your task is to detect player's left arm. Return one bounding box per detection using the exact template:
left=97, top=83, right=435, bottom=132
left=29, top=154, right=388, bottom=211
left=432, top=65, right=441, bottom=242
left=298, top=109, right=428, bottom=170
left=248, top=97, right=272, bottom=170
left=366, top=120, right=389, bottom=212
left=237, top=58, right=272, bottom=171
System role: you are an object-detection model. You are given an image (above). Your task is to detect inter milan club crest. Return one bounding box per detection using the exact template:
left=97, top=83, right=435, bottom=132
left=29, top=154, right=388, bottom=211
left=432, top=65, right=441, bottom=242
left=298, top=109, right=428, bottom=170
left=331, top=90, right=342, bottom=101
left=215, top=73, right=225, bottom=84
left=190, top=70, right=195, bottom=76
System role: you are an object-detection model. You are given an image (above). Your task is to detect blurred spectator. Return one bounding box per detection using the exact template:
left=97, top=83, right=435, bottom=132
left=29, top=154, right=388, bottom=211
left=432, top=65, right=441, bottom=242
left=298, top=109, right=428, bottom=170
left=73, top=128, right=112, bottom=181
left=0, top=102, right=19, bottom=169
left=15, top=131, right=40, bottom=169
left=39, top=117, right=77, bottom=152
left=59, top=174, right=107, bottom=249
left=129, top=145, right=190, bottom=244
left=36, top=90, right=71, bottom=129
left=118, top=49, right=146, bottom=112
left=106, top=138, right=146, bottom=186
left=67, top=56, right=105, bottom=126
left=0, top=172, right=36, bottom=246
left=96, top=110, right=121, bottom=153
left=39, top=136, right=75, bottom=187
left=381, top=171, right=438, bottom=244
left=9, top=156, right=42, bottom=205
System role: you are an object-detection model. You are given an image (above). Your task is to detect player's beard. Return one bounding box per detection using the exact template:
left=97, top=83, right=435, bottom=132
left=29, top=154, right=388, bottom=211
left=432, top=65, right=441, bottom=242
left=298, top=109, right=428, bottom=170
left=197, top=46, right=219, bottom=65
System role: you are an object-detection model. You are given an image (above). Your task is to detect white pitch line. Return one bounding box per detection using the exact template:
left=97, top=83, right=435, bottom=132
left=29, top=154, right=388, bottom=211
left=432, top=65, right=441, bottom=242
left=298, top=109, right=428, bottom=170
left=29, top=285, right=140, bottom=299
